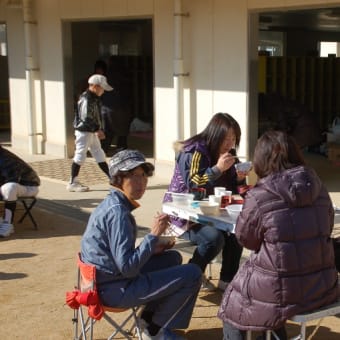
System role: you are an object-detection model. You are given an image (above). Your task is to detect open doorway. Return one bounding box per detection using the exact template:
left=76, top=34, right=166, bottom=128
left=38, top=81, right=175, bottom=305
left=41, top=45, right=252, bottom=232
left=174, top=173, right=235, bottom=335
left=70, top=19, right=154, bottom=158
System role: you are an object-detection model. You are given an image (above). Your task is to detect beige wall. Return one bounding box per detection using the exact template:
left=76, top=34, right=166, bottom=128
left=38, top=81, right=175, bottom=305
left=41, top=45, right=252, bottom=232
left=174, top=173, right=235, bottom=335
left=1, top=0, right=340, bottom=177
left=5, top=6, right=27, bottom=150
left=156, top=0, right=251, bottom=166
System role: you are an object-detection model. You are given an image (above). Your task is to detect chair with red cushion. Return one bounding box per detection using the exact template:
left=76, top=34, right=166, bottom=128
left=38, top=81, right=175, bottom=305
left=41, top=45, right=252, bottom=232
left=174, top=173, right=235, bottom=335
left=66, top=253, right=142, bottom=340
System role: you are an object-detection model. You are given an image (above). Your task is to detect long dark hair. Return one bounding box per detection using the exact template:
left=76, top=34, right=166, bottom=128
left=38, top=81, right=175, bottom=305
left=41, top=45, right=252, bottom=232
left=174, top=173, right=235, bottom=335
left=181, top=113, right=241, bottom=163
left=253, top=130, right=305, bottom=179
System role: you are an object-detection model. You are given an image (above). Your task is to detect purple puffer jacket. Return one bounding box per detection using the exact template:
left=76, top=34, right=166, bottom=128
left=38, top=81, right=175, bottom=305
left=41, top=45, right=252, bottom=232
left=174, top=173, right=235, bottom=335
left=218, top=165, right=338, bottom=331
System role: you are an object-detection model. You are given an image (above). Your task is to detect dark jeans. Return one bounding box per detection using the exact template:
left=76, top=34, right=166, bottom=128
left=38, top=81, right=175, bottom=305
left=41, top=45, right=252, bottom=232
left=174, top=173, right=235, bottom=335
left=220, top=232, right=243, bottom=282
left=182, top=224, right=242, bottom=281
left=98, top=250, right=202, bottom=329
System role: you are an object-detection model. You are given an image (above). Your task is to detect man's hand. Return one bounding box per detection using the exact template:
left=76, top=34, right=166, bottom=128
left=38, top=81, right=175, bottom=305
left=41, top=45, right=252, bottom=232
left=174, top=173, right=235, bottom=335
left=96, top=129, right=105, bottom=140
left=150, top=213, right=170, bottom=236
left=154, top=240, right=175, bottom=254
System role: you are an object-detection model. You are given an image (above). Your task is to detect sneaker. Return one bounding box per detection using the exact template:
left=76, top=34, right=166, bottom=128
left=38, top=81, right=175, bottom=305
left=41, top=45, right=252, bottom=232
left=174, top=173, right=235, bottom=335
left=218, top=279, right=230, bottom=291
left=0, top=222, right=14, bottom=237
left=200, top=275, right=216, bottom=292
left=66, top=181, right=89, bottom=192
left=136, top=317, right=148, bottom=333
left=141, top=328, right=156, bottom=340
left=142, top=327, right=186, bottom=340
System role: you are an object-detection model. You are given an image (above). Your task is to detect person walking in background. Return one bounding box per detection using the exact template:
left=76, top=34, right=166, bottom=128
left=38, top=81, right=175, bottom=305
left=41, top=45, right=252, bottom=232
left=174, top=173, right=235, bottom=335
left=91, top=59, right=118, bottom=155
left=93, top=59, right=107, bottom=75
left=0, top=145, right=40, bottom=237
left=67, top=74, right=112, bottom=192
left=81, top=149, right=202, bottom=340
left=218, top=130, right=338, bottom=340
left=100, top=55, right=133, bottom=155
left=76, top=58, right=120, bottom=156
left=163, top=113, right=251, bottom=291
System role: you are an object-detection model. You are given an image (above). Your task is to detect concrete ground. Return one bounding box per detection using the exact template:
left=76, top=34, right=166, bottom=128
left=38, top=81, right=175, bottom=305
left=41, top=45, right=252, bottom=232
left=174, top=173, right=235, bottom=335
left=1, top=140, right=340, bottom=339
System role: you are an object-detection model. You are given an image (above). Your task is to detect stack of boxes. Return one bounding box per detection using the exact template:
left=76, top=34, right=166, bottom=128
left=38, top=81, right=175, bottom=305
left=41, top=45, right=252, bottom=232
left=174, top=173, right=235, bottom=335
left=327, top=117, right=340, bottom=164
left=328, top=143, right=340, bottom=163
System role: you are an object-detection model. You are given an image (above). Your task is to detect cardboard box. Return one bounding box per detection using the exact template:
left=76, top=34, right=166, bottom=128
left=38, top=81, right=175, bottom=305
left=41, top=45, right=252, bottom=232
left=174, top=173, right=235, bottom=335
left=328, top=143, right=340, bottom=162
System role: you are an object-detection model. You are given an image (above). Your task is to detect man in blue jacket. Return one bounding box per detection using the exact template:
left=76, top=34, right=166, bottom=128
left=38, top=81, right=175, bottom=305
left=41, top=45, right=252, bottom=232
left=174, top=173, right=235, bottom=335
left=81, top=149, right=202, bottom=340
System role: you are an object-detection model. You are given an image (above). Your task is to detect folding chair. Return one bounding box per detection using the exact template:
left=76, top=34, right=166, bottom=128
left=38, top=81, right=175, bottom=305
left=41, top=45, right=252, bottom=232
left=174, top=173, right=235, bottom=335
left=288, top=301, right=340, bottom=340
left=17, top=196, right=38, bottom=230
left=246, top=300, right=340, bottom=340
left=66, top=253, right=142, bottom=340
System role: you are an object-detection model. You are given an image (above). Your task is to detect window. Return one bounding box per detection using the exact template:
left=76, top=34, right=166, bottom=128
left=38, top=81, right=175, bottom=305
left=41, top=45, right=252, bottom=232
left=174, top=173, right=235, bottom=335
left=319, top=41, right=338, bottom=57
left=258, top=31, right=285, bottom=56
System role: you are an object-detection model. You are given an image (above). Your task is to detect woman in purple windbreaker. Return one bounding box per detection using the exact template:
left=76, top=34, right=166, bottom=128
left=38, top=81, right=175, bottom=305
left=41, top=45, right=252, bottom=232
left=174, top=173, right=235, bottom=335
left=164, top=113, right=251, bottom=291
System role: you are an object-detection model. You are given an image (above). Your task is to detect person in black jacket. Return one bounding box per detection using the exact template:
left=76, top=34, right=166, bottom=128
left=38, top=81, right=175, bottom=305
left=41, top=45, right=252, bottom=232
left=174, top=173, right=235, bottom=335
left=67, top=74, right=113, bottom=192
left=0, top=146, right=40, bottom=237
left=100, top=56, right=133, bottom=155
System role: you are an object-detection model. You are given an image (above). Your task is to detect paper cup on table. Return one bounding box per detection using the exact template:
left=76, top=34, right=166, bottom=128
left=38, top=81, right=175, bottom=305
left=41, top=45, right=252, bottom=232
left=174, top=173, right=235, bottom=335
left=209, top=194, right=221, bottom=205
left=214, top=187, right=226, bottom=197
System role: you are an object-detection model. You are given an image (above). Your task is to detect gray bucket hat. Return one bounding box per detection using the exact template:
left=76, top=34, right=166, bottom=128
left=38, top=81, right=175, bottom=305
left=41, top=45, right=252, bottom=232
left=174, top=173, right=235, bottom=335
left=109, top=149, right=154, bottom=178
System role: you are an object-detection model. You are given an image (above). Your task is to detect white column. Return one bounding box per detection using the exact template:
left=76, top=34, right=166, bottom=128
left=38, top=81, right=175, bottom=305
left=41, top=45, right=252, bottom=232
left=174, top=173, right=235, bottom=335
left=23, top=0, right=39, bottom=154
left=173, top=0, right=189, bottom=141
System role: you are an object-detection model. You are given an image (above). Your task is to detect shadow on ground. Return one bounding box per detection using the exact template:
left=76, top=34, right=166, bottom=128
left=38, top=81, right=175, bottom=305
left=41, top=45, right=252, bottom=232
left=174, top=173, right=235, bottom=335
left=186, top=327, right=223, bottom=339
left=4, top=206, right=87, bottom=240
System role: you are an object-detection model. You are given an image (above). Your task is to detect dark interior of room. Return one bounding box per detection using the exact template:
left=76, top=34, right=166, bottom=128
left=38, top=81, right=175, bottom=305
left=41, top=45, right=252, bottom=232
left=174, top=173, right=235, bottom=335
left=258, top=7, right=340, bottom=163
left=71, top=19, right=154, bottom=156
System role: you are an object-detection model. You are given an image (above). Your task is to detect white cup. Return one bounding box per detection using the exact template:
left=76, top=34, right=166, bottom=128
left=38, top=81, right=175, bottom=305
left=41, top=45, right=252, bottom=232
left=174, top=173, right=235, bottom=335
left=214, top=187, right=226, bottom=197
left=209, top=195, right=221, bottom=205
left=222, top=190, right=232, bottom=198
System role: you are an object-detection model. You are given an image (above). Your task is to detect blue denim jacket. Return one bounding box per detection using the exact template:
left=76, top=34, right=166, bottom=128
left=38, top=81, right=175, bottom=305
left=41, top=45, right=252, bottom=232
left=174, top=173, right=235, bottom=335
left=81, top=188, right=158, bottom=280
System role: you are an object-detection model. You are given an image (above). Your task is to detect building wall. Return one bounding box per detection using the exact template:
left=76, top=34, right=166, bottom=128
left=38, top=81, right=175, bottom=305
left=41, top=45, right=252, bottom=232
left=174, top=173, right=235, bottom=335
left=1, top=0, right=340, bottom=177
left=5, top=6, right=28, bottom=149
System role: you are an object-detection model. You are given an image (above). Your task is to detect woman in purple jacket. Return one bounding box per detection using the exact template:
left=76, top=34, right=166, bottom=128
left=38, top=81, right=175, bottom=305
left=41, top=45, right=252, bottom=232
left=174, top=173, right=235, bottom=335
left=218, top=130, right=338, bottom=339
left=164, top=113, right=251, bottom=291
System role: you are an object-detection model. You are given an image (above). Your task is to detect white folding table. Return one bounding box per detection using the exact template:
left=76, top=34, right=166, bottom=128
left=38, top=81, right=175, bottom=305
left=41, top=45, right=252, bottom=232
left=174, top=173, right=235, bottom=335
left=162, top=201, right=236, bottom=233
